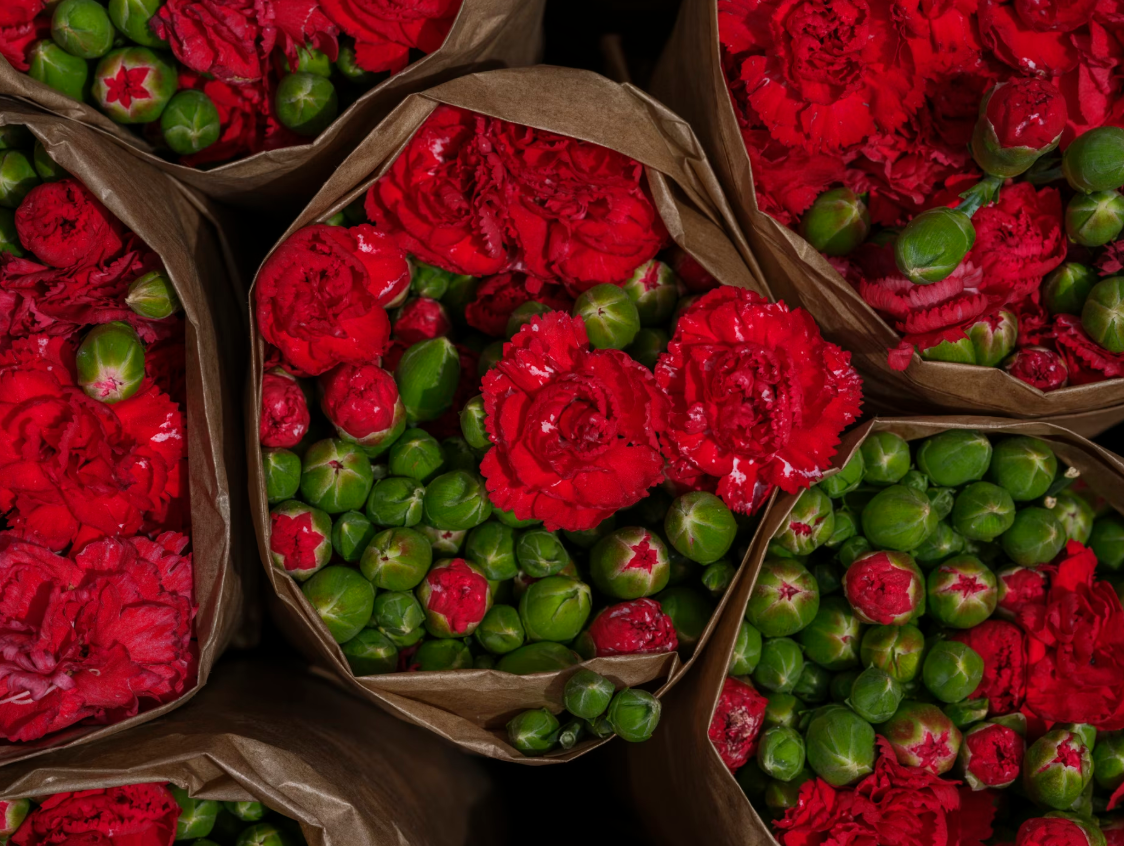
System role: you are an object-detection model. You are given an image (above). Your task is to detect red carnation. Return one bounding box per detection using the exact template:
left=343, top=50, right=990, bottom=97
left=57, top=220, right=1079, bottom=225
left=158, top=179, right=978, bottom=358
left=465, top=272, right=572, bottom=338
left=259, top=369, right=309, bottom=448
left=273, top=0, right=339, bottom=68
left=393, top=296, right=451, bottom=344
left=1053, top=314, right=1124, bottom=383
left=738, top=127, right=848, bottom=225
left=0, top=532, right=196, bottom=742
left=0, top=16, right=46, bottom=73
left=708, top=676, right=767, bottom=772
left=0, top=0, right=41, bottom=27
left=984, top=78, right=1068, bottom=150
left=949, top=619, right=1027, bottom=717
left=14, top=179, right=126, bottom=270
left=1018, top=540, right=1124, bottom=729
left=321, top=0, right=462, bottom=74
left=961, top=722, right=1024, bottom=790
left=480, top=312, right=667, bottom=531
left=10, top=783, right=180, bottom=846
left=655, top=286, right=862, bottom=514
left=318, top=362, right=402, bottom=444
left=586, top=598, right=678, bottom=657
left=996, top=565, right=1049, bottom=619
left=1005, top=346, right=1069, bottom=391
left=980, top=0, right=1083, bottom=77
left=843, top=551, right=925, bottom=625
left=152, top=0, right=277, bottom=83
left=667, top=246, right=719, bottom=294
left=255, top=224, right=408, bottom=376
left=1016, top=816, right=1103, bottom=846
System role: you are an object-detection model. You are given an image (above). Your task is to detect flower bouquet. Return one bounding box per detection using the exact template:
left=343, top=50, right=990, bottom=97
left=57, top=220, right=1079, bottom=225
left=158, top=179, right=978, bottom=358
left=0, top=102, right=245, bottom=766
left=627, top=417, right=1124, bottom=846
left=247, top=65, right=863, bottom=760
left=0, top=0, right=544, bottom=209
left=651, top=0, right=1124, bottom=434
left=0, top=659, right=493, bottom=846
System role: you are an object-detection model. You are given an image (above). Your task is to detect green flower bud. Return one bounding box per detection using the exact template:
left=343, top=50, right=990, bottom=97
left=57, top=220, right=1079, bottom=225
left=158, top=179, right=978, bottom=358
left=458, top=394, right=490, bottom=450
left=417, top=524, right=465, bottom=555
left=126, top=270, right=181, bottom=320
left=76, top=321, right=145, bottom=403
left=895, top=206, right=976, bottom=285
left=792, top=661, right=832, bottom=703
left=415, top=558, right=492, bottom=638
left=1024, top=728, right=1093, bottom=810
left=93, top=48, right=177, bottom=123
left=797, top=596, right=862, bottom=671
left=989, top=436, right=1058, bottom=501
left=476, top=340, right=504, bottom=377
left=861, top=484, right=939, bottom=551
left=365, top=476, right=424, bottom=527
left=830, top=671, right=860, bottom=703
left=564, top=668, right=615, bottom=720
left=921, top=336, right=977, bottom=364
left=624, top=327, right=669, bottom=370
left=396, top=337, right=460, bottom=423
left=730, top=620, right=764, bottom=676
left=495, top=641, right=581, bottom=675
left=1082, top=276, right=1124, bottom=352
left=839, top=536, right=873, bottom=567
left=900, top=470, right=930, bottom=493
left=764, top=770, right=815, bottom=815
left=861, top=624, right=926, bottom=683
left=916, top=430, right=992, bottom=488
left=573, top=283, right=641, bottom=350
left=516, top=528, right=571, bottom=578
left=1066, top=190, right=1124, bottom=246
left=926, top=555, right=998, bottom=628
left=952, top=481, right=1016, bottom=541
left=656, top=585, right=714, bottom=648
left=1044, top=263, right=1097, bottom=316
left=236, top=823, right=290, bottom=846
left=436, top=436, right=474, bottom=474
left=928, top=488, right=957, bottom=521
left=1045, top=489, right=1095, bottom=545
left=492, top=504, right=540, bottom=529
left=882, top=701, right=962, bottom=774
left=302, top=565, right=375, bottom=643
left=409, top=260, right=463, bottom=299
left=772, top=487, right=835, bottom=556
left=799, top=187, right=870, bottom=257
left=585, top=714, right=615, bottom=739
left=464, top=521, right=517, bottom=581
left=702, top=559, right=736, bottom=597
left=519, top=576, right=591, bottom=643
left=1094, top=730, right=1124, bottom=793
left=359, top=526, right=431, bottom=590
left=331, top=511, right=375, bottom=563
left=752, top=637, right=805, bottom=695
left=108, top=0, right=167, bottom=48
left=341, top=627, right=398, bottom=675
left=922, top=640, right=984, bottom=703
left=822, top=451, right=866, bottom=499
left=967, top=310, right=1019, bottom=367
left=860, top=432, right=912, bottom=485
left=263, top=448, right=301, bottom=503
left=269, top=500, right=332, bottom=580
left=473, top=604, right=525, bottom=655
left=52, top=0, right=115, bottom=60
left=1090, top=515, right=1124, bottom=571
left=664, top=491, right=737, bottom=564
left=746, top=558, right=820, bottom=638
left=274, top=73, right=338, bottom=136
left=1064, top=126, right=1124, bottom=193
left=300, top=439, right=375, bottom=514
left=622, top=259, right=679, bottom=326
left=557, top=717, right=585, bottom=750
left=848, top=667, right=903, bottom=723
left=1001, top=506, right=1067, bottom=566
left=387, top=428, right=445, bottom=481
left=505, top=300, right=553, bottom=338
left=370, top=590, right=425, bottom=640
left=160, top=89, right=221, bottom=156
left=28, top=39, right=90, bottom=102
left=507, top=708, right=560, bottom=755
left=944, top=698, right=990, bottom=729
left=763, top=693, right=803, bottom=730
left=811, top=560, right=843, bottom=597
left=283, top=45, right=331, bottom=77
left=423, top=470, right=491, bottom=531
left=335, top=38, right=377, bottom=84
left=805, top=706, right=877, bottom=786
left=590, top=527, right=671, bottom=599
left=222, top=801, right=265, bottom=822
left=0, top=798, right=29, bottom=838
left=171, top=787, right=219, bottom=840
left=0, top=207, right=22, bottom=256
left=824, top=510, right=858, bottom=551
left=607, top=688, right=661, bottom=742
left=913, top=521, right=966, bottom=568
left=755, top=725, right=806, bottom=782
left=414, top=637, right=472, bottom=671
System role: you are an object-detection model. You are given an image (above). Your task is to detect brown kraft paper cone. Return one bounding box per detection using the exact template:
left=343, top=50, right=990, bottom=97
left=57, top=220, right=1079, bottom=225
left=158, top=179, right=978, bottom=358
left=0, top=0, right=547, bottom=212
left=248, top=65, right=765, bottom=763
left=624, top=415, right=1124, bottom=846
left=0, top=658, right=497, bottom=846
left=649, top=0, right=1124, bottom=437
left=0, top=99, right=249, bottom=768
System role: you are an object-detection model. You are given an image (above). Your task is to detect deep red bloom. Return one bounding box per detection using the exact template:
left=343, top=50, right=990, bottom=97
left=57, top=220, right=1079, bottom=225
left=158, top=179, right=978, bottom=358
left=10, top=783, right=180, bottom=846
left=321, top=0, right=462, bottom=74
left=465, top=272, right=572, bottom=338
left=997, top=565, right=1049, bottom=619
left=981, top=0, right=1083, bottom=76
left=949, top=619, right=1027, bottom=717
left=152, top=0, right=276, bottom=83
left=1015, top=816, right=1102, bottom=846
left=962, top=722, right=1024, bottom=789
left=667, top=247, right=719, bottom=294
left=1053, top=313, right=1124, bottom=383
left=0, top=16, right=46, bottom=72
left=392, top=296, right=451, bottom=344
left=273, top=0, right=339, bottom=67
left=708, top=676, right=767, bottom=772
left=255, top=223, right=408, bottom=376
left=318, top=362, right=401, bottom=441
left=656, top=286, right=862, bottom=514
left=738, top=127, right=848, bottom=225
left=843, top=551, right=924, bottom=625
left=14, top=179, right=125, bottom=270
left=585, top=598, right=678, bottom=657
left=0, top=0, right=41, bottom=27
left=420, top=559, right=489, bottom=636
left=984, top=78, right=1068, bottom=150
left=480, top=312, right=667, bottom=531
left=1004, top=346, right=1070, bottom=391
left=259, top=369, right=309, bottom=448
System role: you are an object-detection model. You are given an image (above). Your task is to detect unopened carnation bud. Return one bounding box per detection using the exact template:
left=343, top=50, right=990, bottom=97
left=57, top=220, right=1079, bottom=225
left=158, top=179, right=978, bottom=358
left=772, top=487, right=835, bottom=556
left=1066, top=190, right=1124, bottom=246
left=388, top=428, right=444, bottom=481
left=108, top=0, right=166, bottom=47
left=805, top=706, right=877, bottom=786
left=586, top=597, right=678, bottom=657
left=516, top=528, right=571, bottom=578
left=702, top=559, right=736, bottom=596
left=845, top=551, right=925, bottom=625
left=792, top=661, right=831, bottom=703
left=302, top=565, right=375, bottom=643
left=370, top=590, right=425, bottom=644
left=76, top=320, right=145, bottom=403
left=996, top=564, right=1049, bottom=620
left=269, top=500, right=332, bottom=580
left=563, top=668, right=615, bottom=719
left=342, top=628, right=398, bottom=675
left=418, top=524, right=465, bottom=555
left=883, top=701, right=962, bottom=775
left=1047, top=489, right=1095, bottom=544
left=1004, top=346, right=1069, bottom=391
left=825, top=510, right=857, bottom=548
left=752, top=637, right=805, bottom=695
left=393, top=297, right=452, bottom=345
left=260, top=369, right=309, bottom=449
left=746, top=558, right=820, bottom=637
left=1001, top=506, right=1067, bottom=566
left=508, top=708, right=560, bottom=756
left=573, top=283, right=641, bottom=349
left=764, top=770, right=815, bottom=815
left=1023, top=728, right=1093, bottom=810
left=275, top=73, right=338, bottom=137
left=465, top=521, right=517, bottom=581
left=917, top=430, right=992, bottom=488
left=93, top=48, right=177, bottom=123
left=625, top=326, right=670, bottom=370
left=171, top=787, right=220, bottom=840
left=223, top=801, right=264, bottom=823
left=263, top=448, right=301, bottom=503
left=839, top=536, right=872, bottom=567
left=366, top=476, right=424, bottom=527
left=1091, top=515, right=1124, bottom=571
left=730, top=620, right=763, bottom=675
left=160, top=90, right=221, bottom=156
left=473, top=604, right=524, bottom=655
left=821, top=450, right=865, bottom=498
left=971, top=79, right=1066, bottom=177
left=945, top=698, right=990, bottom=729
left=926, top=555, right=997, bottom=628
left=607, top=688, right=661, bottom=742
left=1044, top=263, right=1097, bottom=316
left=496, top=641, right=581, bottom=674
left=913, top=521, right=966, bottom=568
left=459, top=394, right=490, bottom=450
left=901, top=470, right=929, bottom=493
left=300, top=439, right=375, bottom=514
left=331, top=511, right=375, bottom=563
left=798, top=187, right=870, bottom=256
left=1082, top=276, right=1124, bottom=353
left=657, top=585, right=714, bottom=648
left=126, top=270, right=181, bottom=319
left=952, top=481, right=1016, bottom=541
left=622, top=259, right=679, bottom=326
left=590, top=527, right=671, bottom=599
left=414, top=637, right=473, bottom=671
left=959, top=721, right=1024, bottom=790
left=28, top=40, right=90, bottom=101
left=236, top=823, right=290, bottom=846
left=0, top=208, right=21, bottom=256
left=423, top=470, right=492, bottom=531
left=52, top=0, right=115, bottom=59
left=895, top=207, right=976, bottom=285
left=927, top=487, right=956, bottom=520
left=920, top=336, right=976, bottom=364
left=1064, top=126, right=1124, bottom=193
left=966, top=311, right=1018, bottom=366
left=0, top=799, right=30, bottom=839
left=519, top=575, right=592, bottom=643
left=861, top=432, right=912, bottom=485
left=665, top=491, right=737, bottom=564
left=1016, top=815, right=1107, bottom=846
left=797, top=596, right=862, bottom=671
left=416, top=558, right=492, bottom=638
left=861, top=623, right=926, bottom=682
left=990, top=436, right=1058, bottom=501
left=757, top=726, right=806, bottom=781
left=923, top=640, right=984, bottom=703
left=1094, top=730, right=1124, bottom=793
left=861, top=485, right=938, bottom=551
left=763, top=693, right=803, bottom=730
left=505, top=301, right=553, bottom=338
left=848, top=667, right=903, bottom=723
left=410, top=260, right=468, bottom=300
left=359, top=526, right=431, bottom=590
left=396, top=337, right=460, bottom=423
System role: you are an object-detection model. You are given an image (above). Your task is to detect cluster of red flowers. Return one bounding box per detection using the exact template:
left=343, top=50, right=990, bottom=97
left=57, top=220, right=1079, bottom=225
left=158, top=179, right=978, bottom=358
left=4, top=784, right=180, bottom=846
left=0, top=177, right=195, bottom=744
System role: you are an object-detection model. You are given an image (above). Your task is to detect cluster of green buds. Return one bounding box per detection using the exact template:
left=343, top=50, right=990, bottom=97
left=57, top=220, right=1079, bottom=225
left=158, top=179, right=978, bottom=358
left=166, top=785, right=307, bottom=846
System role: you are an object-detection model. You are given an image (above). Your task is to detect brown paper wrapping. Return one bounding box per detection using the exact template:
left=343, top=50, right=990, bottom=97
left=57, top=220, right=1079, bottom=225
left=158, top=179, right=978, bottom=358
left=0, top=100, right=247, bottom=767
left=0, top=659, right=495, bottom=846
left=625, top=416, right=1124, bottom=846
left=248, top=66, right=763, bottom=762
left=649, top=0, right=1124, bottom=437
left=0, top=0, right=546, bottom=211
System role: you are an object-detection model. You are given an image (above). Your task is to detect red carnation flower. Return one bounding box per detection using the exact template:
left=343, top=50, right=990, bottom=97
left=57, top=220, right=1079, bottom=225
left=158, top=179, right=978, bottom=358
left=984, top=78, right=1068, bottom=150
left=655, top=286, right=862, bottom=514
left=152, top=0, right=277, bottom=83
left=319, top=362, right=402, bottom=444
left=0, top=0, right=41, bottom=27
left=667, top=246, right=719, bottom=294
left=255, top=223, right=408, bottom=376
left=273, top=0, right=339, bottom=68
left=961, top=722, right=1024, bottom=790
left=708, top=676, right=767, bottom=772
left=259, top=368, right=309, bottom=448
left=981, top=0, right=1083, bottom=77
left=465, top=272, right=572, bottom=338
left=0, top=16, right=46, bottom=72
left=480, top=312, right=667, bottom=532
left=1018, top=540, right=1124, bottom=730
left=0, top=531, right=196, bottom=742
left=1053, top=314, right=1124, bottom=383
left=1016, top=816, right=1103, bottom=846
left=393, top=296, right=451, bottom=344
left=14, top=179, right=126, bottom=270
left=10, top=783, right=180, bottom=846
left=737, top=127, right=848, bottom=226
left=1005, top=346, right=1070, bottom=391
left=949, top=619, right=1027, bottom=717
left=586, top=598, right=678, bottom=657
left=321, top=0, right=462, bottom=74
left=997, top=565, right=1050, bottom=619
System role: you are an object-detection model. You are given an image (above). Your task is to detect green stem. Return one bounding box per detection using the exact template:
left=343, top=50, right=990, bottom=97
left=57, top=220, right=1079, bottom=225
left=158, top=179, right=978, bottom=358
left=955, top=175, right=1005, bottom=218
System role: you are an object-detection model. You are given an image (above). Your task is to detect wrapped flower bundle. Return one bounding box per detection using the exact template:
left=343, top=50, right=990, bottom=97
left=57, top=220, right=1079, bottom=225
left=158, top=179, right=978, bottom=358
left=249, top=67, right=857, bottom=760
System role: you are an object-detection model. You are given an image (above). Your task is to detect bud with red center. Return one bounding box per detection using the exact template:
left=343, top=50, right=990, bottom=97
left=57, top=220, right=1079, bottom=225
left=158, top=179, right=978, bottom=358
left=1, top=799, right=29, bottom=839
left=949, top=619, right=1027, bottom=717
left=260, top=368, right=310, bottom=448
left=590, top=527, right=671, bottom=599
left=586, top=598, right=678, bottom=656
left=1023, top=728, right=1093, bottom=810
left=881, top=701, right=962, bottom=775
left=926, top=554, right=997, bottom=628
left=972, top=78, right=1067, bottom=178
left=1017, top=815, right=1108, bottom=846
left=269, top=500, right=332, bottom=581
left=1005, top=346, right=1069, bottom=391
left=843, top=551, right=925, bottom=625
left=996, top=564, right=1049, bottom=619
left=746, top=558, right=820, bottom=637
left=958, top=721, right=1025, bottom=790
left=319, top=363, right=406, bottom=456
left=415, top=558, right=493, bottom=638
left=393, top=297, right=453, bottom=345
left=708, top=676, right=768, bottom=771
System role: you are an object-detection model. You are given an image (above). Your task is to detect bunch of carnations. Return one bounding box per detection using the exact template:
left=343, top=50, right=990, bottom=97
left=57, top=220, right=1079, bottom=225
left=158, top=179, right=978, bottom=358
left=0, top=0, right=463, bottom=167
left=0, top=126, right=194, bottom=745
left=708, top=426, right=1124, bottom=845
left=253, top=102, right=863, bottom=755
left=0, top=783, right=305, bottom=846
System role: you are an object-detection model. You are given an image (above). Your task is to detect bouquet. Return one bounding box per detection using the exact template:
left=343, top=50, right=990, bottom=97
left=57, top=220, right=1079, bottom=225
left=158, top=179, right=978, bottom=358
left=249, top=66, right=859, bottom=760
